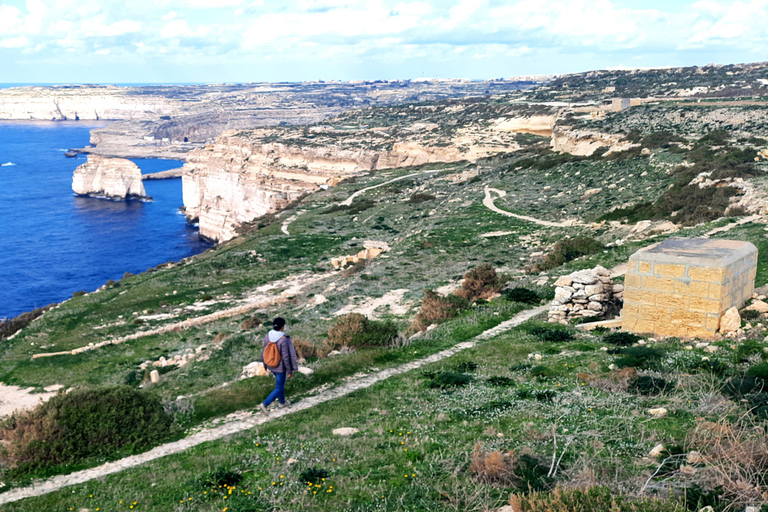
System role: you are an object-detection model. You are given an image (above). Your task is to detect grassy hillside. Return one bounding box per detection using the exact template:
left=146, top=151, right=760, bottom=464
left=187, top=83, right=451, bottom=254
left=3, top=71, right=768, bottom=510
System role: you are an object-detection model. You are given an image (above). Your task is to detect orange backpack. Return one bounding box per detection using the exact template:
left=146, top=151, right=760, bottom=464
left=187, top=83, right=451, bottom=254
left=264, top=338, right=282, bottom=367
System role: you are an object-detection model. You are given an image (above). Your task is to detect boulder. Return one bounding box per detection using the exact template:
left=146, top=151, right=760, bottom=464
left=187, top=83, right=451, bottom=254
left=297, top=366, right=314, bottom=376
left=150, top=370, right=160, bottom=383
left=332, top=427, right=359, bottom=436
left=241, top=361, right=270, bottom=378
left=719, top=307, right=741, bottom=334
left=649, top=444, right=665, bottom=458
left=746, top=300, right=768, bottom=314
left=648, top=407, right=668, bottom=418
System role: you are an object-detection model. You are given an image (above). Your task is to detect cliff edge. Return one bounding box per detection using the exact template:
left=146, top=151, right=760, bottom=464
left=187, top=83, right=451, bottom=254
left=72, top=155, right=151, bottom=201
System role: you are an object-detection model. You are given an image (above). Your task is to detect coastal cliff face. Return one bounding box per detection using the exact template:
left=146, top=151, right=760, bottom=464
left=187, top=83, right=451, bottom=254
left=72, top=155, right=149, bottom=200
left=0, top=86, right=177, bottom=121
left=181, top=102, right=556, bottom=242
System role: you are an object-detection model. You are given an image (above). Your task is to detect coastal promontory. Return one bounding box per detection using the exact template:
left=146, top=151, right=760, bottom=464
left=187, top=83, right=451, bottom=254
left=72, top=155, right=150, bottom=200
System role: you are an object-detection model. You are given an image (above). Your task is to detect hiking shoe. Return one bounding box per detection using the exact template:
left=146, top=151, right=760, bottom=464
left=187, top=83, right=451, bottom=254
left=278, top=400, right=292, bottom=409
left=259, top=403, right=270, bottom=415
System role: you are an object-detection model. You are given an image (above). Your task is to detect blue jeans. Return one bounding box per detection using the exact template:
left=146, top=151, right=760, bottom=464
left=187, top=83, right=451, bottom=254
left=263, top=371, right=287, bottom=406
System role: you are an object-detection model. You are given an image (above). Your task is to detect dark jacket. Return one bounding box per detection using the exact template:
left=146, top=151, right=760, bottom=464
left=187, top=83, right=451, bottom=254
left=260, top=332, right=299, bottom=375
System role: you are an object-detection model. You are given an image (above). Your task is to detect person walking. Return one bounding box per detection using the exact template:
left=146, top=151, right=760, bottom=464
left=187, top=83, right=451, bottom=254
left=259, top=317, right=298, bottom=415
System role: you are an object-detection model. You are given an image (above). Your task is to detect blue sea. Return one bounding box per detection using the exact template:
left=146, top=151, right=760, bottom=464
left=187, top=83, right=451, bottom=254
left=0, top=122, right=210, bottom=318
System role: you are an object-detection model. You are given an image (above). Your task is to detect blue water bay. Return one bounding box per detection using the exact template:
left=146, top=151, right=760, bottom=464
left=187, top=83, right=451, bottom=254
left=0, top=122, right=209, bottom=318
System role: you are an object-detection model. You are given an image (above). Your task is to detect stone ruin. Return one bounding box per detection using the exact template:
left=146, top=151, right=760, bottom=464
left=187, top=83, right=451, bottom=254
left=622, top=238, right=757, bottom=338
left=548, top=266, right=623, bottom=324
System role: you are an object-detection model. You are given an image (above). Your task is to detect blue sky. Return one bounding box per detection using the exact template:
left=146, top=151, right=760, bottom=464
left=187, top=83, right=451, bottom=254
left=0, top=0, right=766, bottom=84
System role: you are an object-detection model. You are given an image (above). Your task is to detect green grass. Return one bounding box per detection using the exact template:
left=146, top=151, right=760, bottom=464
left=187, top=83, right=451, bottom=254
left=4, top=320, right=753, bottom=511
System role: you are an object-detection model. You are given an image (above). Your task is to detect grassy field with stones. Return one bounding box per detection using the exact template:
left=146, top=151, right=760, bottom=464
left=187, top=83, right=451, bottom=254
left=3, top=66, right=768, bottom=510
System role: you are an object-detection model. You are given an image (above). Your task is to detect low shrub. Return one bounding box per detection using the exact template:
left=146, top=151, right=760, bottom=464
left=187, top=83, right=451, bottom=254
left=612, top=346, right=664, bottom=370
left=0, top=386, right=176, bottom=474
left=199, top=467, right=243, bottom=488
left=0, top=304, right=55, bottom=340
left=470, top=444, right=551, bottom=491
left=734, top=340, right=767, bottom=363
left=322, top=199, right=375, bottom=215
left=530, top=326, right=574, bottom=343
left=503, top=287, right=541, bottom=304
left=603, top=332, right=642, bottom=346
left=241, top=315, right=266, bottom=330
left=409, top=192, right=436, bottom=203
left=453, top=361, right=478, bottom=372
left=425, top=371, right=473, bottom=389
left=487, top=376, right=515, bottom=387
left=510, top=486, right=686, bottom=511
left=299, top=467, right=330, bottom=484
left=327, top=313, right=399, bottom=348
left=455, top=263, right=506, bottom=301
left=746, top=362, right=768, bottom=381
left=412, top=290, right=469, bottom=331
left=292, top=337, right=332, bottom=359
left=532, top=236, right=604, bottom=272
left=628, top=376, right=675, bottom=395
left=530, top=366, right=551, bottom=378
left=741, top=309, right=762, bottom=322
left=723, top=376, right=765, bottom=397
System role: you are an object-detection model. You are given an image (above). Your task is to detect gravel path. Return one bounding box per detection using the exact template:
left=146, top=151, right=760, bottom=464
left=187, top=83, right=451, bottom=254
left=0, top=305, right=548, bottom=506
left=483, top=186, right=580, bottom=227
left=340, top=169, right=446, bottom=206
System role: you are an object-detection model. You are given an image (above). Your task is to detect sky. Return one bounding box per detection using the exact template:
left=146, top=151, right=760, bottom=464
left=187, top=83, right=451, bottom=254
left=0, top=0, right=766, bottom=84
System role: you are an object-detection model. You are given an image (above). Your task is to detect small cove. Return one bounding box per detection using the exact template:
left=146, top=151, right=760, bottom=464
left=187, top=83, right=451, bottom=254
left=0, top=122, right=210, bottom=318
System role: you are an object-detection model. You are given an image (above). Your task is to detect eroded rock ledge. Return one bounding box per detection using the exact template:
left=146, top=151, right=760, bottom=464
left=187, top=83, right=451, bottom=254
left=72, top=155, right=151, bottom=201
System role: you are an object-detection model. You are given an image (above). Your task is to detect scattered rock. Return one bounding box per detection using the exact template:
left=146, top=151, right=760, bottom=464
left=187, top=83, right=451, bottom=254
left=648, top=407, right=668, bottom=418
left=719, top=307, right=741, bottom=334
left=332, top=427, right=359, bottom=436
left=649, top=444, right=665, bottom=458
left=150, top=370, right=160, bottom=384
left=297, top=366, right=314, bottom=376
left=746, top=300, right=768, bottom=314
left=241, top=362, right=270, bottom=378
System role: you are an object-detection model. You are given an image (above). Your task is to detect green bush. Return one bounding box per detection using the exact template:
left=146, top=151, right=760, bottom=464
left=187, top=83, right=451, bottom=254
left=503, top=287, right=540, bottom=304
left=487, top=376, right=515, bottom=387
left=327, top=313, right=399, bottom=347
left=453, top=361, right=478, bottom=372
left=612, top=346, right=664, bottom=370
left=603, top=332, right=642, bottom=346
left=746, top=362, right=768, bottom=380
left=533, top=236, right=604, bottom=272
left=722, top=376, right=765, bottom=397
left=628, top=376, right=675, bottom=395
left=300, top=467, right=330, bottom=484
left=0, top=386, right=176, bottom=474
left=530, top=325, right=574, bottom=342
left=426, top=371, right=473, bottom=389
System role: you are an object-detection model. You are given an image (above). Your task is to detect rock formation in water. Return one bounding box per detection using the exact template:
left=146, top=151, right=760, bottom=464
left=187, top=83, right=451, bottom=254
left=72, top=155, right=150, bottom=200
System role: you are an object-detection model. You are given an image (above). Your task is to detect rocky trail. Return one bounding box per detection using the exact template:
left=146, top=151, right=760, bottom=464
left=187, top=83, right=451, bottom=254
left=32, top=272, right=331, bottom=360
left=0, top=305, right=548, bottom=506
left=339, top=169, right=447, bottom=207
left=483, top=186, right=581, bottom=227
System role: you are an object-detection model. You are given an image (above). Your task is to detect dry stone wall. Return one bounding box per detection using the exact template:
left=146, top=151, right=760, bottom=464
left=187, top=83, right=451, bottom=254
left=548, top=266, right=622, bottom=323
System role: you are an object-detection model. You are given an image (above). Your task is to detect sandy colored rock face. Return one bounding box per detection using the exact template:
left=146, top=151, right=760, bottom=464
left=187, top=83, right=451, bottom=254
left=622, top=238, right=757, bottom=339
left=72, top=155, right=149, bottom=200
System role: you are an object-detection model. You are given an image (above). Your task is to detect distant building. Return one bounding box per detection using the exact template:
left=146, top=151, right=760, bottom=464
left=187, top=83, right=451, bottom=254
left=601, top=98, right=631, bottom=111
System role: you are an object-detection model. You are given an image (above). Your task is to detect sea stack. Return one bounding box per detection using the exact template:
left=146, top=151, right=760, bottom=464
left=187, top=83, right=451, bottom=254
left=72, top=155, right=151, bottom=200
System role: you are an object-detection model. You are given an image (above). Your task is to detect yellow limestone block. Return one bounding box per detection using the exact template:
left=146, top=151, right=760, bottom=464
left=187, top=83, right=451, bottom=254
left=621, top=238, right=757, bottom=339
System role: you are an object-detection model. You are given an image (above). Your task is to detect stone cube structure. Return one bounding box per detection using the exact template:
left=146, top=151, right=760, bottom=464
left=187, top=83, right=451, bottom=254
left=622, top=238, right=757, bottom=338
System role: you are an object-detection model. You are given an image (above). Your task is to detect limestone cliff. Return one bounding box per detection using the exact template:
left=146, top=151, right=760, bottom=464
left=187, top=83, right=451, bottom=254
left=181, top=100, right=564, bottom=242
left=72, top=156, right=150, bottom=200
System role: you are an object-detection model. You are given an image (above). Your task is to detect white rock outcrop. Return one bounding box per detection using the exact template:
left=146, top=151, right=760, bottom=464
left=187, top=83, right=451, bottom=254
left=548, top=266, right=621, bottom=324
left=72, top=155, right=149, bottom=200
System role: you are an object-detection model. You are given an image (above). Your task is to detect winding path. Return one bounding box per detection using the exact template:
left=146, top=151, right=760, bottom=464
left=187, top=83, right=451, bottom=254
left=0, top=305, right=548, bottom=506
left=340, top=169, right=447, bottom=206
left=483, top=186, right=580, bottom=227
